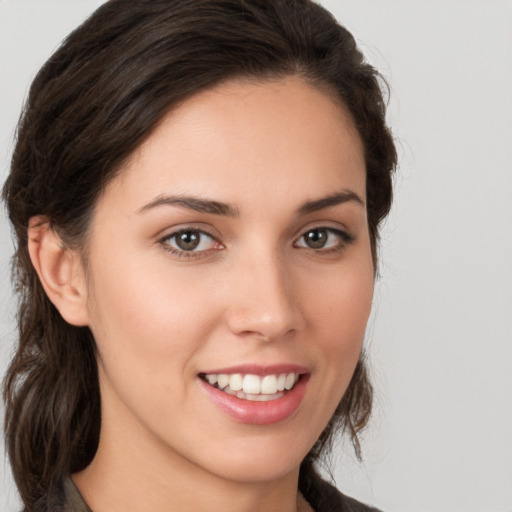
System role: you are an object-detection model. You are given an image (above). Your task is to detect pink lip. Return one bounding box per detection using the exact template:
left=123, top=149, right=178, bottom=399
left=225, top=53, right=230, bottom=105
left=199, top=371, right=310, bottom=425
left=200, top=363, right=309, bottom=376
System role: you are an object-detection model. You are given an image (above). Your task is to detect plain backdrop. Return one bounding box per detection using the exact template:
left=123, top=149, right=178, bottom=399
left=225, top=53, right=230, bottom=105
left=1, top=1, right=511, bottom=511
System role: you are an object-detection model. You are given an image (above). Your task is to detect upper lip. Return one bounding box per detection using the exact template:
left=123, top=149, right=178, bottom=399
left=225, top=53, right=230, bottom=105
left=199, top=364, right=309, bottom=376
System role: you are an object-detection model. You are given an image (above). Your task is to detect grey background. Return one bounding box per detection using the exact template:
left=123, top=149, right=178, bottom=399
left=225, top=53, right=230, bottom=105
left=1, top=1, right=511, bottom=511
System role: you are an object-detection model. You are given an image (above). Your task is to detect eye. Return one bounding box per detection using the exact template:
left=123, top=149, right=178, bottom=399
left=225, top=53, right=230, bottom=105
left=294, top=227, right=353, bottom=251
left=160, top=228, right=221, bottom=256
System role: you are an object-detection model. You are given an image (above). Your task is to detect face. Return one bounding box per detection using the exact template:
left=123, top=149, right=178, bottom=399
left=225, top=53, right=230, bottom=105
left=81, top=77, right=373, bottom=484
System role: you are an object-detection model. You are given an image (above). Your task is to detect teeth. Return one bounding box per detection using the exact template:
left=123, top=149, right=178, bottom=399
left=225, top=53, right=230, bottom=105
left=217, top=374, right=230, bottom=390
left=229, top=373, right=243, bottom=391
left=243, top=374, right=261, bottom=394
left=285, top=373, right=296, bottom=390
left=204, top=372, right=300, bottom=398
left=206, top=374, right=218, bottom=385
left=261, top=375, right=278, bottom=394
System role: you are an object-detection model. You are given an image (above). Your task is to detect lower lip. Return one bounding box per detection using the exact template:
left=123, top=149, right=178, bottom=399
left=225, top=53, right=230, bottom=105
left=199, top=375, right=309, bottom=425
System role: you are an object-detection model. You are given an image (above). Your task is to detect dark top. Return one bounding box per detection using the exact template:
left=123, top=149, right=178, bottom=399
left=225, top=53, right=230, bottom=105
left=62, top=475, right=382, bottom=512
left=62, top=478, right=91, bottom=512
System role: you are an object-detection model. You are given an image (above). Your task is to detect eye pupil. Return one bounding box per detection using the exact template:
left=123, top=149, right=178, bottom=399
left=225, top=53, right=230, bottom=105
left=305, top=229, right=327, bottom=249
left=176, top=231, right=200, bottom=250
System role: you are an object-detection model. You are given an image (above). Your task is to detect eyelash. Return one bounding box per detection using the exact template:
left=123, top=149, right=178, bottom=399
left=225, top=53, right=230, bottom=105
left=159, top=228, right=222, bottom=259
left=158, top=226, right=354, bottom=259
left=293, top=227, right=355, bottom=254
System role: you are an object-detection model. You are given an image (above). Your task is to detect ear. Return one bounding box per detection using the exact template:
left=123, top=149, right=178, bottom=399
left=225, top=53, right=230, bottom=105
left=27, top=216, right=89, bottom=326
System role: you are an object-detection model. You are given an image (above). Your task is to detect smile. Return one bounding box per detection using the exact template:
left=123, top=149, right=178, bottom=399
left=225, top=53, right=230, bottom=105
left=201, top=372, right=300, bottom=402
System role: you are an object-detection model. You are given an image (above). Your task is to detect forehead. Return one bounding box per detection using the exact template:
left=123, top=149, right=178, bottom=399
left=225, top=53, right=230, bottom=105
left=101, top=76, right=366, bottom=212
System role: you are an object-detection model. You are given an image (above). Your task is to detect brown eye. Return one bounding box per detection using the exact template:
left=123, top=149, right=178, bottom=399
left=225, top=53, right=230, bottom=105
left=294, top=227, right=353, bottom=252
left=303, top=229, right=328, bottom=249
left=162, top=229, right=219, bottom=255
left=175, top=231, right=201, bottom=251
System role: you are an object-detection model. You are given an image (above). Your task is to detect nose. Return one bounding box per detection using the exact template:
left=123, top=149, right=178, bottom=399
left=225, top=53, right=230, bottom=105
left=224, top=251, right=305, bottom=342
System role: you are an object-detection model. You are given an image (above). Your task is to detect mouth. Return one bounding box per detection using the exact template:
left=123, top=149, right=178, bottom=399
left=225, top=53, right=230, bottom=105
left=198, top=366, right=309, bottom=424
left=199, top=372, right=301, bottom=402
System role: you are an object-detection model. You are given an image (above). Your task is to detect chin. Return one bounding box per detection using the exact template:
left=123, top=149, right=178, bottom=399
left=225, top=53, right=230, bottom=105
left=211, top=458, right=302, bottom=484
left=195, top=435, right=312, bottom=484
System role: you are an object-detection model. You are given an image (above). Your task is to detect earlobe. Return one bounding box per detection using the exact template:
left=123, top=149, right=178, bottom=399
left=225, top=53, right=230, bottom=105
left=27, top=217, right=89, bottom=326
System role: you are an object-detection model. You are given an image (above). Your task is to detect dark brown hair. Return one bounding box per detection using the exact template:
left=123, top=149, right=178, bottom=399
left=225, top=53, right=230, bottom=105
left=2, top=0, right=396, bottom=510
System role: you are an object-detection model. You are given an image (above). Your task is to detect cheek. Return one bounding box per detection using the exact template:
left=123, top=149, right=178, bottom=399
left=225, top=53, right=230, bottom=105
left=85, top=253, right=219, bottom=383
left=84, top=257, right=224, bottom=433
left=306, top=255, right=374, bottom=385
left=311, top=258, right=374, bottom=338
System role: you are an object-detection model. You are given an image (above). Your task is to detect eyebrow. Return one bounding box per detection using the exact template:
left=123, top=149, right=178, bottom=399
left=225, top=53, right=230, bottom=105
left=297, top=189, right=365, bottom=215
left=137, top=195, right=240, bottom=216
left=138, top=189, right=364, bottom=217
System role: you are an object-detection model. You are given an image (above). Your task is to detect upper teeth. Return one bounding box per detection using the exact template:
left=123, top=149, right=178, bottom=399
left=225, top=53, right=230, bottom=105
left=205, top=372, right=299, bottom=395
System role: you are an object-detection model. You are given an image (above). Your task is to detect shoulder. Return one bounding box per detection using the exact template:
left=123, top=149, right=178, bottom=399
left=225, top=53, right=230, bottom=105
left=301, top=471, right=383, bottom=512
left=59, top=473, right=380, bottom=512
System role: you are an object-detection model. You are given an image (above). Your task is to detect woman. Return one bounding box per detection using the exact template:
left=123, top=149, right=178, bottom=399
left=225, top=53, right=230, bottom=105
left=2, top=1, right=396, bottom=511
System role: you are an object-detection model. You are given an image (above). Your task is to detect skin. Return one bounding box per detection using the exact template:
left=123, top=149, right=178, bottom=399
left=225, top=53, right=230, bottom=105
left=32, top=76, right=373, bottom=512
